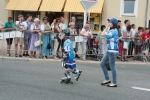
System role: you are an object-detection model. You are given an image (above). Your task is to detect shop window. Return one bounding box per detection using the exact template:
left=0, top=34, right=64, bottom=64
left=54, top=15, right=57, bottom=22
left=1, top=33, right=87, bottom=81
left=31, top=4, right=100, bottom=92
left=121, top=0, right=138, bottom=17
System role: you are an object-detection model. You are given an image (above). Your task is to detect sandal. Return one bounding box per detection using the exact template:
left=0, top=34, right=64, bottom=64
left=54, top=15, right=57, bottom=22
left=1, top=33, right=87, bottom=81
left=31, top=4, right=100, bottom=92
left=121, top=59, right=124, bottom=62
left=124, top=59, right=128, bottom=62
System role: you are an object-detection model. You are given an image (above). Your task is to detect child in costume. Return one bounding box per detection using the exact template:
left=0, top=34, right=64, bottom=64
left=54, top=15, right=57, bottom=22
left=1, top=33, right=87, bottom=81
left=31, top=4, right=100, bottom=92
left=59, top=29, right=82, bottom=84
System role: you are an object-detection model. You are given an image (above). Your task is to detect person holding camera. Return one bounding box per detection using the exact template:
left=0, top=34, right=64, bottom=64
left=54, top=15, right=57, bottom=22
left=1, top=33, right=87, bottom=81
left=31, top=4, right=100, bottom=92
left=100, top=18, right=118, bottom=87
left=15, top=15, right=27, bottom=57
left=80, top=24, right=93, bottom=61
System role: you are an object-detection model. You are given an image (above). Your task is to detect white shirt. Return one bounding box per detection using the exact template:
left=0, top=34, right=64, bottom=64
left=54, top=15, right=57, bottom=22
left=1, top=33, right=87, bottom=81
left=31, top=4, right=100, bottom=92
left=40, top=23, right=51, bottom=31
left=16, top=21, right=27, bottom=37
left=121, top=26, right=126, bottom=36
left=131, top=28, right=136, bottom=41
left=30, top=23, right=40, bottom=31
left=81, top=28, right=91, bottom=42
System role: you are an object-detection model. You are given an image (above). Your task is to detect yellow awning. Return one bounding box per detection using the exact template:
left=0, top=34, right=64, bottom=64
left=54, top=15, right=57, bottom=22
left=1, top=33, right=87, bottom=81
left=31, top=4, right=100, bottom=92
left=64, top=0, right=104, bottom=13
left=39, top=0, right=66, bottom=12
left=6, top=0, right=41, bottom=11
left=5, top=0, right=19, bottom=10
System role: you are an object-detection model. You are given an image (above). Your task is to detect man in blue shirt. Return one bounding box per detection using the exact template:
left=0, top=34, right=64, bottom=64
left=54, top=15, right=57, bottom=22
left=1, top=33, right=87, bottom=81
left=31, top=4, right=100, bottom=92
left=4, top=17, right=15, bottom=56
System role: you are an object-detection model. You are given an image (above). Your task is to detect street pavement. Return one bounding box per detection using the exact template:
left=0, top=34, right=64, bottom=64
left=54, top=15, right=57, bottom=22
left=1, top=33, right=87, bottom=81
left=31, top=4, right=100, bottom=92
left=0, top=60, right=150, bottom=100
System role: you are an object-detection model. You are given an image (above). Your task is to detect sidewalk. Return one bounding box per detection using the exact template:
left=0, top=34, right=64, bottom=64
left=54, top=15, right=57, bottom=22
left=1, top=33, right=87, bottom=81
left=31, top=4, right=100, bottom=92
left=0, top=55, right=150, bottom=65
left=0, top=40, right=150, bottom=65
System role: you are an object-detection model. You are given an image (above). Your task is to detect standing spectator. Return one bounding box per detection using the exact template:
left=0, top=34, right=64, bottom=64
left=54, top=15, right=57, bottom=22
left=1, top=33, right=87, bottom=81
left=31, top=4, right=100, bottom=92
left=86, top=21, right=93, bottom=56
left=128, top=24, right=136, bottom=57
left=80, top=24, right=93, bottom=61
left=118, top=20, right=121, bottom=27
left=122, top=25, right=132, bottom=61
left=15, top=15, right=27, bottom=57
left=29, top=18, right=40, bottom=58
left=23, top=14, right=33, bottom=57
left=72, top=16, right=80, bottom=58
left=134, top=27, right=143, bottom=60
left=4, top=17, right=15, bottom=56
left=59, top=16, right=67, bottom=56
left=117, top=20, right=123, bottom=57
left=41, top=16, right=53, bottom=59
left=54, top=18, right=62, bottom=58
left=51, top=19, right=56, bottom=32
left=59, top=16, right=67, bottom=30
left=98, top=25, right=106, bottom=57
left=100, top=18, right=118, bottom=87
left=68, top=22, right=77, bottom=53
left=121, top=20, right=130, bottom=35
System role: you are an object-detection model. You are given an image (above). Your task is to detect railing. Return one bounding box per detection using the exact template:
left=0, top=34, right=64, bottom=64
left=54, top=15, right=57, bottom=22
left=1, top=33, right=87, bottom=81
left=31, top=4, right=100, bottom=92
left=0, top=31, right=150, bottom=62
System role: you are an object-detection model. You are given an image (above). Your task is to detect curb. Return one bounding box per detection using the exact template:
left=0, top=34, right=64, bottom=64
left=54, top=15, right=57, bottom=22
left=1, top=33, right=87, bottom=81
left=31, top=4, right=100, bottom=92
left=0, top=56, right=150, bottom=65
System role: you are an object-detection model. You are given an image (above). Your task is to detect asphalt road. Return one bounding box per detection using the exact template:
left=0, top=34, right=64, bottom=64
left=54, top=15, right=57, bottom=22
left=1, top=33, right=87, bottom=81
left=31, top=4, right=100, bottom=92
left=0, top=60, right=150, bottom=100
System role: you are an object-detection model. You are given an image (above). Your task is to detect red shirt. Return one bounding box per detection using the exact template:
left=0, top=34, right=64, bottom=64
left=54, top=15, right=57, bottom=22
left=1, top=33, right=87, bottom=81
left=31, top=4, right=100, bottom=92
left=141, top=32, right=148, bottom=42
left=93, top=41, right=99, bottom=45
left=147, top=33, right=150, bottom=38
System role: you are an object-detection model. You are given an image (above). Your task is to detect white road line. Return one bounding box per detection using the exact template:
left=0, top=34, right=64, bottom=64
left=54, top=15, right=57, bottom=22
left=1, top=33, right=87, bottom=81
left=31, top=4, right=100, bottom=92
left=132, top=87, right=150, bottom=92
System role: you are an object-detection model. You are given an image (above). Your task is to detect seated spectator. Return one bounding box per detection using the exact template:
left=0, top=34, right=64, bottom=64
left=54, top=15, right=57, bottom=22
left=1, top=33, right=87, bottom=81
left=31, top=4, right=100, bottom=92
left=93, top=37, right=100, bottom=54
left=29, top=18, right=40, bottom=58
left=141, top=28, right=150, bottom=50
left=134, top=27, right=143, bottom=60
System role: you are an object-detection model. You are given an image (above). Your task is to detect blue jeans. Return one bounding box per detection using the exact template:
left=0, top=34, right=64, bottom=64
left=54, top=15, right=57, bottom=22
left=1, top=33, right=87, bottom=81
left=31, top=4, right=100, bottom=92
left=100, top=51, right=118, bottom=84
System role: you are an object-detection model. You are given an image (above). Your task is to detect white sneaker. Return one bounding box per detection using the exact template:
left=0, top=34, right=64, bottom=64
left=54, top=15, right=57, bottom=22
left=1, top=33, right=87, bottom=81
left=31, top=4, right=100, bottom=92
left=83, top=59, right=86, bottom=61
left=6, top=54, right=10, bottom=57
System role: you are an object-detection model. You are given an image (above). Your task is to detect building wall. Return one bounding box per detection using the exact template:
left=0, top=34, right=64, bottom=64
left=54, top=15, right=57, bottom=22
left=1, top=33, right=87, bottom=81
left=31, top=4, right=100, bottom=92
left=148, top=0, right=150, bottom=23
left=0, top=0, right=9, bottom=23
left=102, top=0, right=148, bottom=30
left=101, top=0, right=108, bottom=26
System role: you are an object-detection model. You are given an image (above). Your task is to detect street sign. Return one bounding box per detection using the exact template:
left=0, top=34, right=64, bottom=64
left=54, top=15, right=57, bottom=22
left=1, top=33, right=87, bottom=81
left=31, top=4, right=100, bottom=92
left=80, top=0, right=99, bottom=11
left=79, top=0, right=99, bottom=25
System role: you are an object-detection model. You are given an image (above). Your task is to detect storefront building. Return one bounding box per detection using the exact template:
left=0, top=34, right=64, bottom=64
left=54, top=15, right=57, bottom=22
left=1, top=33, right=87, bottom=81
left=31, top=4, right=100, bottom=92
left=5, top=0, right=104, bottom=34
left=3, top=0, right=150, bottom=32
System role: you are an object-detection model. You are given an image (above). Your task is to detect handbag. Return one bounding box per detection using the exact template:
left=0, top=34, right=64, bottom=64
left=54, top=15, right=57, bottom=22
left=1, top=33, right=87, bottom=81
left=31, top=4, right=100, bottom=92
left=34, top=40, right=43, bottom=47
left=123, top=41, right=128, bottom=49
left=47, top=43, right=51, bottom=49
left=106, top=61, right=111, bottom=71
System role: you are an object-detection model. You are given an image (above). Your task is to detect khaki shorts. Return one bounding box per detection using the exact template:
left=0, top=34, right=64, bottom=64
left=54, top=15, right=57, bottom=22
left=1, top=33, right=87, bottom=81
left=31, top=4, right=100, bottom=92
left=14, top=37, right=24, bottom=45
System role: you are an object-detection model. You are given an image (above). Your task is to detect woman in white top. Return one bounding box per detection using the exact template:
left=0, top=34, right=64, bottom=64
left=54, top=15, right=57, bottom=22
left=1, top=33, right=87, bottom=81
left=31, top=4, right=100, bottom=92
left=122, top=25, right=132, bottom=61
left=80, top=24, right=93, bottom=61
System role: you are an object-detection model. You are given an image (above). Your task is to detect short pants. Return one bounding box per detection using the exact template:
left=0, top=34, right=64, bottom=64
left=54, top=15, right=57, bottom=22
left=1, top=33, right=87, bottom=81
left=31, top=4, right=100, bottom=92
left=6, top=38, right=13, bottom=45
left=14, top=37, right=24, bottom=45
